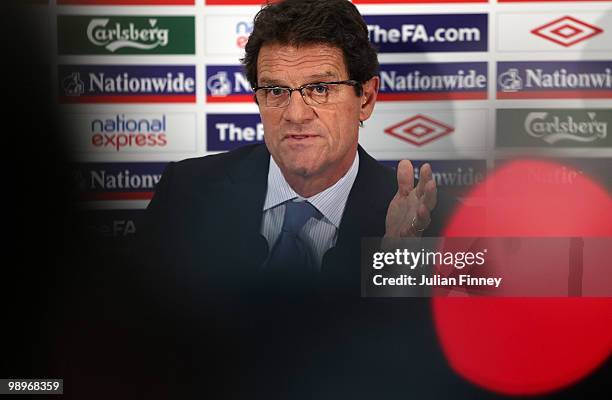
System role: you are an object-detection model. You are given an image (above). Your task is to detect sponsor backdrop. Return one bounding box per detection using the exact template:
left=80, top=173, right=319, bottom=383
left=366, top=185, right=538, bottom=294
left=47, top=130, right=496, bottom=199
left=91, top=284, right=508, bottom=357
left=28, top=0, right=612, bottom=237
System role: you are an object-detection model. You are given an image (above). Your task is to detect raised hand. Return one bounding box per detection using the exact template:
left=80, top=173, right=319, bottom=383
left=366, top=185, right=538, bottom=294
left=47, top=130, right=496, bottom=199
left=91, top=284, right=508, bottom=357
left=385, top=160, right=437, bottom=237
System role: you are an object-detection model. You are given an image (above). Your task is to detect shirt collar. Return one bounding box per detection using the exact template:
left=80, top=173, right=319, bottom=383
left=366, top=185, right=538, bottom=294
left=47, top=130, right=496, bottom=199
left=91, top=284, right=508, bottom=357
left=263, top=151, right=360, bottom=229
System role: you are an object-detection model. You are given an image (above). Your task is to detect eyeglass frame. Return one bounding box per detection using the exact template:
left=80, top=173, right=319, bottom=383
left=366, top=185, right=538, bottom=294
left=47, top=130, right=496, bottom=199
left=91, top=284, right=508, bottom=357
left=252, top=79, right=363, bottom=108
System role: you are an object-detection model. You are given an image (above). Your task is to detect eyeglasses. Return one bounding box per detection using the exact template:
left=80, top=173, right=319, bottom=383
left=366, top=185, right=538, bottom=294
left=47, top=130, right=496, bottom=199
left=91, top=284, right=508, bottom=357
left=253, top=80, right=361, bottom=108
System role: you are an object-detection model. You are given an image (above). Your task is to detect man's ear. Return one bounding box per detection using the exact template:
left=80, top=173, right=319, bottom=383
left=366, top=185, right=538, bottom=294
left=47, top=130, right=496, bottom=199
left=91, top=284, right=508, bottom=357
left=359, top=76, right=379, bottom=123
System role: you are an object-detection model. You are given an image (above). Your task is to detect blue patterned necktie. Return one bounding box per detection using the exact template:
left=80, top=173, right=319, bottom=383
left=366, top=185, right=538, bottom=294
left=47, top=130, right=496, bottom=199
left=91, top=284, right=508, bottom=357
left=265, top=200, right=320, bottom=274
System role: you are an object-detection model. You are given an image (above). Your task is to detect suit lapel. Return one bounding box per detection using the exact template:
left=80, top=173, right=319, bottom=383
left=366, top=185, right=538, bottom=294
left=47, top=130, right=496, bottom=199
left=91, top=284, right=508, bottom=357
left=224, top=145, right=271, bottom=267
left=226, top=145, right=270, bottom=232
left=336, top=146, right=396, bottom=245
left=321, top=146, right=397, bottom=288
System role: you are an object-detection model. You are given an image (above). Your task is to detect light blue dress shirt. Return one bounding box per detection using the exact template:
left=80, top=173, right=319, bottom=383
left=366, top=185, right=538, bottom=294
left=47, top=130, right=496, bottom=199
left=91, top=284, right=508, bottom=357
left=260, top=152, right=360, bottom=270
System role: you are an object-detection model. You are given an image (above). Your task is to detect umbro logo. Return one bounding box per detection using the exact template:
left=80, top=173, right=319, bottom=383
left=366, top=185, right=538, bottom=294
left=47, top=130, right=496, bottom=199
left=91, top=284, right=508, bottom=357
left=384, top=115, right=454, bottom=146
left=531, top=16, right=603, bottom=47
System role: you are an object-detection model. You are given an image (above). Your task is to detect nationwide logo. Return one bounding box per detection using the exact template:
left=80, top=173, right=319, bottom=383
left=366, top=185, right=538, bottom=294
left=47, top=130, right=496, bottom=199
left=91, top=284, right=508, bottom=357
left=207, top=114, right=263, bottom=151
left=531, top=16, right=603, bottom=47
left=379, top=160, right=486, bottom=193
left=206, top=66, right=253, bottom=102
left=379, top=62, right=488, bottom=101
left=497, top=68, right=523, bottom=92
left=57, top=1, right=194, bottom=4
left=384, top=114, right=454, bottom=146
left=59, top=65, right=196, bottom=103
left=364, top=14, right=487, bottom=53
left=73, top=162, right=167, bottom=201
left=497, top=61, right=612, bottom=99
left=496, top=109, right=611, bottom=147
left=494, top=159, right=608, bottom=188
left=58, top=16, right=195, bottom=55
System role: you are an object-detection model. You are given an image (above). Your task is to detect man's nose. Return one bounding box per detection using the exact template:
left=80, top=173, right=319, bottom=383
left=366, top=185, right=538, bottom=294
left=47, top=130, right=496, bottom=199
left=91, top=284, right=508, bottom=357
left=283, top=90, right=315, bottom=123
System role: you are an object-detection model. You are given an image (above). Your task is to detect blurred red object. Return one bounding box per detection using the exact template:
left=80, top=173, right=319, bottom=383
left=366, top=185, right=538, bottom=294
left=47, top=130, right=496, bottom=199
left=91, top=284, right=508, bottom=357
left=433, top=159, right=612, bottom=395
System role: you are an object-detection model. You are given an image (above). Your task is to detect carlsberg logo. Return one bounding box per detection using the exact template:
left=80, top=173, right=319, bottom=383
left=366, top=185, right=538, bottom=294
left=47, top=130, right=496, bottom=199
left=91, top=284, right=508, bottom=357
left=58, top=16, right=194, bottom=55
left=88, top=18, right=168, bottom=52
left=525, top=112, right=608, bottom=144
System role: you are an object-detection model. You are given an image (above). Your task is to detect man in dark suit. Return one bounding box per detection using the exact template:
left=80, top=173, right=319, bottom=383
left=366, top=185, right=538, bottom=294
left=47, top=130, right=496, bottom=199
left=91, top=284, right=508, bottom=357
left=137, top=0, right=444, bottom=397
left=143, top=0, right=436, bottom=292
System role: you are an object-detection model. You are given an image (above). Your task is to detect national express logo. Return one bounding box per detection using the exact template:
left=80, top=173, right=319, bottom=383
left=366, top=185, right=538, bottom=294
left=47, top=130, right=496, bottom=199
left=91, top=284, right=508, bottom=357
left=364, top=13, right=487, bottom=53
left=90, top=114, right=168, bottom=151
left=67, top=113, right=197, bottom=153
left=59, top=65, right=196, bottom=103
left=378, top=62, right=488, bottom=101
left=384, top=114, right=454, bottom=146
left=58, top=16, right=195, bottom=55
left=206, top=114, right=263, bottom=151
left=497, top=61, right=612, bottom=99
left=531, top=16, right=603, bottom=47
left=206, top=66, right=252, bottom=102
left=496, top=109, right=611, bottom=147
left=73, top=163, right=167, bottom=201
left=235, top=20, right=253, bottom=49
left=204, top=16, right=254, bottom=55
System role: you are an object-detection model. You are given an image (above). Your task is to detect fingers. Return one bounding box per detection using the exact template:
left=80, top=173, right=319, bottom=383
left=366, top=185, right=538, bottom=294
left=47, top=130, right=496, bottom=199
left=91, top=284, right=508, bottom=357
left=396, top=160, right=414, bottom=196
left=414, top=166, right=437, bottom=233
left=419, top=203, right=431, bottom=223
left=423, top=178, right=437, bottom=211
left=387, top=160, right=437, bottom=237
left=412, top=202, right=432, bottom=232
left=414, top=163, right=432, bottom=198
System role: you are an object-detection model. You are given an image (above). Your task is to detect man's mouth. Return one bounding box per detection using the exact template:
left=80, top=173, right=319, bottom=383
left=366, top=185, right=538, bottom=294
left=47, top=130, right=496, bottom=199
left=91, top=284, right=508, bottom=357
left=285, top=134, right=318, bottom=141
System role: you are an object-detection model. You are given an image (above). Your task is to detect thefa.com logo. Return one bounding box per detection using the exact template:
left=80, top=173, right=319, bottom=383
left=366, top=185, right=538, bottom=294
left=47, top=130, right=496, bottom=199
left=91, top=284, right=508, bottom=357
left=384, top=115, right=454, bottom=146
left=531, top=16, right=603, bottom=47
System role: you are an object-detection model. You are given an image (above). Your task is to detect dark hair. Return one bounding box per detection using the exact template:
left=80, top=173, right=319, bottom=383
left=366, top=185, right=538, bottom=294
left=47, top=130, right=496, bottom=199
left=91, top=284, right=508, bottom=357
left=241, top=0, right=378, bottom=95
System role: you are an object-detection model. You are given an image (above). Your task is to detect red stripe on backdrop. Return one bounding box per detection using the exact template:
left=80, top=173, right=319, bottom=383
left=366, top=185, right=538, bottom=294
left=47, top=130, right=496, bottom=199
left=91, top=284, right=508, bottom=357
left=57, top=0, right=195, bottom=5
left=206, top=0, right=273, bottom=5
left=377, top=92, right=487, bottom=101
left=499, top=0, right=612, bottom=2
left=354, top=0, right=485, bottom=3
left=59, top=95, right=196, bottom=104
left=497, top=90, right=612, bottom=99
left=81, top=192, right=154, bottom=201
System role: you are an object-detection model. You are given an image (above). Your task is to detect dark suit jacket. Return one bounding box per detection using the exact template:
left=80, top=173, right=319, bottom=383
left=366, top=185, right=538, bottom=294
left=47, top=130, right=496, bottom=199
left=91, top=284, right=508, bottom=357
left=133, top=143, right=471, bottom=399
left=141, top=143, right=399, bottom=295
